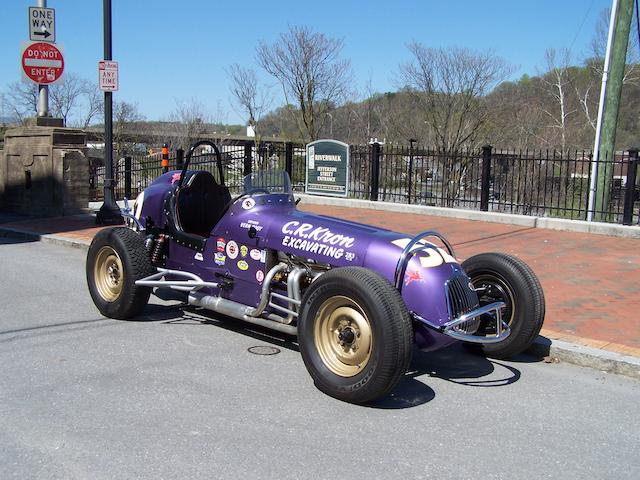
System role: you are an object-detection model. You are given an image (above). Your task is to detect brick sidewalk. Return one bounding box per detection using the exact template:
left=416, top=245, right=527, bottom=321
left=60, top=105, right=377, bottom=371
left=2, top=207, right=639, bottom=357
left=303, top=204, right=640, bottom=357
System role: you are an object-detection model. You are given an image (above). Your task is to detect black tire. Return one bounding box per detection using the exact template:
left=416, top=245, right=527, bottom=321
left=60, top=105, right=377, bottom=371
left=86, top=227, right=152, bottom=319
left=462, top=252, right=545, bottom=359
left=298, top=267, right=413, bottom=404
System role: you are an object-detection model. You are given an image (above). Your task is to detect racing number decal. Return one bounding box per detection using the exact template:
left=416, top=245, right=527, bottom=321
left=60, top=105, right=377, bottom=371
left=391, top=238, right=457, bottom=268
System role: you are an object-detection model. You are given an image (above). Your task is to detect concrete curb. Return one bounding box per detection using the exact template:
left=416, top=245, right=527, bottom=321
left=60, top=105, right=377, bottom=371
left=0, top=226, right=90, bottom=251
left=1, top=224, right=638, bottom=380
left=295, top=194, right=640, bottom=238
left=529, top=337, right=640, bottom=379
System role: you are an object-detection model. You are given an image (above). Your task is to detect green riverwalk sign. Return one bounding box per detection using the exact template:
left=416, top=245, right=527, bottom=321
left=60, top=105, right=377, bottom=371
left=305, top=139, right=349, bottom=197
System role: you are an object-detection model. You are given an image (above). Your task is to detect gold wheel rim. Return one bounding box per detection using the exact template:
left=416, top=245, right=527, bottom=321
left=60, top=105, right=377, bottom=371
left=94, top=246, right=124, bottom=302
left=313, top=296, right=372, bottom=377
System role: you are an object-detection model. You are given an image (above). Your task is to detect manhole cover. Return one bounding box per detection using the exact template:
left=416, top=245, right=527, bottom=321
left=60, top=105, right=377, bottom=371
left=248, top=345, right=281, bottom=355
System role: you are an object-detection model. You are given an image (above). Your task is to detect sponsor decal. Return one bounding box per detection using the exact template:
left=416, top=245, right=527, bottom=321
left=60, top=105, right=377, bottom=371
left=171, top=173, right=181, bottom=184
left=237, top=260, right=249, bottom=271
left=256, top=270, right=264, bottom=282
left=194, top=252, right=203, bottom=261
left=260, top=250, right=266, bottom=263
left=391, top=238, right=457, bottom=268
left=281, top=221, right=355, bottom=260
left=216, top=238, right=226, bottom=253
left=250, top=248, right=262, bottom=261
left=226, top=240, right=239, bottom=259
left=345, top=252, right=356, bottom=261
left=405, top=269, right=424, bottom=286
left=240, top=219, right=264, bottom=232
left=241, top=198, right=256, bottom=210
left=240, top=245, right=248, bottom=258
left=214, top=252, right=226, bottom=266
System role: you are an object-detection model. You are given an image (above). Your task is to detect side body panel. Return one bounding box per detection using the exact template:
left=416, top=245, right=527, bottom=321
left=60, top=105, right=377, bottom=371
left=136, top=177, right=464, bottom=351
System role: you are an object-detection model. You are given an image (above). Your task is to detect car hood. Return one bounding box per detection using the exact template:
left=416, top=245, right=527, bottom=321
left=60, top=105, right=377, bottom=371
left=220, top=194, right=459, bottom=326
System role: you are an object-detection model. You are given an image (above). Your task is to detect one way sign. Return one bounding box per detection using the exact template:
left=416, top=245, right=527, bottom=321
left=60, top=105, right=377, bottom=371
left=29, top=7, right=56, bottom=43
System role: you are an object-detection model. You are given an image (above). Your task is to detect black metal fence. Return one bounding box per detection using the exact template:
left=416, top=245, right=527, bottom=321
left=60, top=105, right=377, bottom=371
left=90, top=140, right=640, bottom=225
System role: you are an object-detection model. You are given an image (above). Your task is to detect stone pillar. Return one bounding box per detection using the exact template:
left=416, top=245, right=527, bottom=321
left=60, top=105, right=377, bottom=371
left=0, top=126, right=88, bottom=216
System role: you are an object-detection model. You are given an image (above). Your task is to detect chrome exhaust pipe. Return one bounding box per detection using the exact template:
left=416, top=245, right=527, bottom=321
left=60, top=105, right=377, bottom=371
left=188, top=291, right=297, bottom=336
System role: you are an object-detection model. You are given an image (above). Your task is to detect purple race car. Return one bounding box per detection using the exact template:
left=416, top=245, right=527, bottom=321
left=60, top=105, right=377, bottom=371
left=86, top=140, right=544, bottom=404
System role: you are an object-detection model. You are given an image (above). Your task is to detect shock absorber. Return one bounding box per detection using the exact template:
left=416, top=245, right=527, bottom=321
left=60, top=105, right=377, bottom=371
left=150, top=234, right=167, bottom=265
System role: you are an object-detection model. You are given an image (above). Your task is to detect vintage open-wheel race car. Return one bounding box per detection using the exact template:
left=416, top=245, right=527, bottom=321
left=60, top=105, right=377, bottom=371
left=86, top=140, right=545, bottom=404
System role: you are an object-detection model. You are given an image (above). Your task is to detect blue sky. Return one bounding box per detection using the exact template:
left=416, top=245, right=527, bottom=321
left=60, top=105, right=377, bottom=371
left=0, top=0, right=612, bottom=123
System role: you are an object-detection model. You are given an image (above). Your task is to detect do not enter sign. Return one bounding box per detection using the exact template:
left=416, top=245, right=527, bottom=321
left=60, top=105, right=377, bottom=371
left=21, top=41, right=64, bottom=85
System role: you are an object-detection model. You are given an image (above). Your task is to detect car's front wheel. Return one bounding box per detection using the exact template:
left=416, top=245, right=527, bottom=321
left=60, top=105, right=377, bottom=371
left=86, top=227, right=152, bottom=319
left=462, top=252, right=545, bottom=359
left=298, top=267, right=413, bottom=404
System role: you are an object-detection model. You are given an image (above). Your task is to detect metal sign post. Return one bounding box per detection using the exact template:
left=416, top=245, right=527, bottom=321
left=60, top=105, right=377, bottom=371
left=96, top=0, right=124, bottom=225
left=31, top=0, right=54, bottom=117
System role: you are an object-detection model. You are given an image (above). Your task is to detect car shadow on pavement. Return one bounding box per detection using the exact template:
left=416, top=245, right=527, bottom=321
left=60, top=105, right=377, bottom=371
left=125, top=303, right=192, bottom=322
left=0, top=317, right=115, bottom=342
left=0, top=234, right=38, bottom=246
left=370, top=378, right=436, bottom=409
left=370, top=344, right=524, bottom=410
left=142, top=301, right=529, bottom=411
left=162, top=306, right=301, bottom=353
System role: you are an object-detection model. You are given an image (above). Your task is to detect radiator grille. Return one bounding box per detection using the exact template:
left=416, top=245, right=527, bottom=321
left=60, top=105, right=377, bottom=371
left=445, top=273, right=481, bottom=334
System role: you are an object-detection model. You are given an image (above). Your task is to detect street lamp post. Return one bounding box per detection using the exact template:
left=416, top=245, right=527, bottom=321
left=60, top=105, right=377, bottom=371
left=96, top=0, right=123, bottom=225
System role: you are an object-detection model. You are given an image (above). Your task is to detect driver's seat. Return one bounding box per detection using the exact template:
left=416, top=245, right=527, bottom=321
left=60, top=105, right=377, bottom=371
left=175, top=170, right=230, bottom=237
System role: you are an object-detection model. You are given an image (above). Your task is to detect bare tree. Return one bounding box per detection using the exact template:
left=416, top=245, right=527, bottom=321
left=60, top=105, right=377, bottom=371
left=257, top=25, right=351, bottom=141
left=170, top=98, right=211, bottom=149
left=51, top=75, right=103, bottom=128
left=571, top=57, right=604, bottom=134
left=0, top=90, right=8, bottom=124
left=399, top=43, right=513, bottom=152
left=113, top=100, right=144, bottom=156
left=78, top=80, right=103, bottom=128
left=486, top=76, right=549, bottom=150
left=590, top=8, right=640, bottom=85
left=539, top=48, right=577, bottom=153
left=49, top=73, right=85, bottom=126
left=4, top=76, right=102, bottom=127
left=227, top=64, right=271, bottom=132
left=4, top=82, right=38, bottom=122
left=399, top=43, right=512, bottom=205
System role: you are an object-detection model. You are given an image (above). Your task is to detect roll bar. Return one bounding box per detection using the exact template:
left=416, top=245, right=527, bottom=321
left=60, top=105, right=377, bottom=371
left=177, top=140, right=226, bottom=189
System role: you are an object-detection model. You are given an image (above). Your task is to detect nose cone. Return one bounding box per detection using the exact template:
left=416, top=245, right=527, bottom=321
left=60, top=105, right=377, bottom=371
left=362, top=233, right=459, bottom=327
left=400, top=258, right=456, bottom=325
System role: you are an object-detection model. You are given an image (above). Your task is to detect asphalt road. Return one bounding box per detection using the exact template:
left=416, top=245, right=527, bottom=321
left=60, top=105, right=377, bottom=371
left=1, top=237, right=638, bottom=480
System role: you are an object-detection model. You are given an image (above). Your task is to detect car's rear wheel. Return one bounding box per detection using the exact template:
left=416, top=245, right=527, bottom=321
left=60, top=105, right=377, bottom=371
left=298, top=267, right=413, bottom=404
left=87, top=227, right=152, bottom=319
left=462, top=253, right=545, bottom=359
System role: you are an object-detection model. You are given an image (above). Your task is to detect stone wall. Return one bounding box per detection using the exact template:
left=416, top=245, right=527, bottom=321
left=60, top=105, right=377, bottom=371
left=0, top=126, right=89, bottom=216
